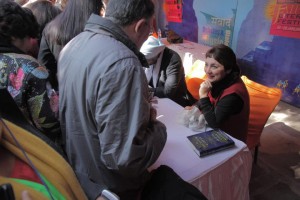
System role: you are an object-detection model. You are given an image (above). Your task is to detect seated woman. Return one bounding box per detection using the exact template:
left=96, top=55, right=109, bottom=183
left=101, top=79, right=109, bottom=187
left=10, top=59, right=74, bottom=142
left=0, top=0, right=60, bottom=141
left=191, top=44, right=250, bottom=142
left=140, top=36, right=196, bottom=107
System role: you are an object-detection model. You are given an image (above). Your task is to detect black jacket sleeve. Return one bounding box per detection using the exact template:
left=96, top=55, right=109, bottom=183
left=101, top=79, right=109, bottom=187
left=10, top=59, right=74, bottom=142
left=196, top=94, right=244, bottom=128
left=38, top=32, right=61, bottom=91
left=154, top=48, right=184, bottom=99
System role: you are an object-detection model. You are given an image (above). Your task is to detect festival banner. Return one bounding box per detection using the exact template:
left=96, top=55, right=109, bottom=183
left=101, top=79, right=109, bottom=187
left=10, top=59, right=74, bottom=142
left=164, top=0, right=182, bottom=23
left=270, top=0, right=300, bottom=39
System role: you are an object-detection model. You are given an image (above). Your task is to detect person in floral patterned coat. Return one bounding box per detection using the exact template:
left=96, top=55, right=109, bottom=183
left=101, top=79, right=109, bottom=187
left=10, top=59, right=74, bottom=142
left=0, top=0, right=60, bottom=141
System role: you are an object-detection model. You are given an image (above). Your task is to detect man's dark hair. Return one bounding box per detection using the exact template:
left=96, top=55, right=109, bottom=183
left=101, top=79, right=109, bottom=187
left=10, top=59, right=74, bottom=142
left=105, top=0, right=155, bottom=26
left=0, top=0, right=39, bottom=42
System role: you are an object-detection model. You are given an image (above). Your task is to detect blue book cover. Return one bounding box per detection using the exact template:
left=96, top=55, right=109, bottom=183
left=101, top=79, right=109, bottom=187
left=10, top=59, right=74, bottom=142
left=187, top=129, right=235, bottom=157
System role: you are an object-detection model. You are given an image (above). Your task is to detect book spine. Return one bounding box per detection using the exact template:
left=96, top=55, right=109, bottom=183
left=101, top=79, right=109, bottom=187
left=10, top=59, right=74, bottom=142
left=200, top=144, right=234, bottom=157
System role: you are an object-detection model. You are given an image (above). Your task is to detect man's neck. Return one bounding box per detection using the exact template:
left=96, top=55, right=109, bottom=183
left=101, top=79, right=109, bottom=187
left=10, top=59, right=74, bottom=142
left=121, top=24, right=139, bottom=49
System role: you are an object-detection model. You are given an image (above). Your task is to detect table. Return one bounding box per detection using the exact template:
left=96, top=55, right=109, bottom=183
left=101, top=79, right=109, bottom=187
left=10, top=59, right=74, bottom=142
left=150, top=98, right=253, bottom=200
left=161, top=38, right=210, bottom=62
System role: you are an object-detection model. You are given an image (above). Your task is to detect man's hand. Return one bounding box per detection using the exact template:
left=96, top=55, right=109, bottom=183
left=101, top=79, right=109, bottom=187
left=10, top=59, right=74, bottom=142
left=96, top=196, right=106, bottom=200
left=150, top=106, right=157, bottom=122
left=21, top=191, right=32, bottom=200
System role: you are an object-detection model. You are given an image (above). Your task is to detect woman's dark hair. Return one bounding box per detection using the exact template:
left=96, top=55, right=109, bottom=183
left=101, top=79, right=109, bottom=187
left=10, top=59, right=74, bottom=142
left=0, top=0, right=39, bottom=42
left=24, top=0, right=61, bottom=39
left=44, top=0, right=104, bottom=46
left=105, top=0, right=154, bottom=26
left=205, top=44, right=241, bottom=74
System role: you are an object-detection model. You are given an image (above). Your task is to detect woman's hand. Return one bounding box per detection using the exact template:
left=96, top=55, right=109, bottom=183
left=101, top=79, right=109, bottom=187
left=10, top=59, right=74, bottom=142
left=184, top=106, right=193, bottom=110
left=199, top=80, right=212, bottom=98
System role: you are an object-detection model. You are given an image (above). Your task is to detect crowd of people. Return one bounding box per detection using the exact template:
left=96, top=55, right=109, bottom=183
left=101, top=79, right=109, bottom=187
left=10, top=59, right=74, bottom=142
left=0, top=0, right=250, bottom=199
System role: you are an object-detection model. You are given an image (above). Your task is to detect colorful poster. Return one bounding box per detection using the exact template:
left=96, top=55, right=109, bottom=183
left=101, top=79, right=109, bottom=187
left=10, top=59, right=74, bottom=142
left=270, top=0, right=300, bottom=39
left=164, top=0, right=198, bottom=42
left=236, top=0, right=300, bottom=108
left=200, top=12, right=235, bottom=46
left=164, top=0, right=183, bottom=23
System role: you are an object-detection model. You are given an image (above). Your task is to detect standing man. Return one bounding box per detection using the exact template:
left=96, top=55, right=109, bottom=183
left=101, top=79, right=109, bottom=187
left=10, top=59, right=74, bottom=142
left=58, top=0, right=167, bottom=200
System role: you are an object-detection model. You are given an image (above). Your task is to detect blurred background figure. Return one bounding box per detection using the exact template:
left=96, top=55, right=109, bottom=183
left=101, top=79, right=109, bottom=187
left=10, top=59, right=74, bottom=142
left=14, top=0, right=29, bottom=6
left=54, top=0, right=67, bottom=10
left=24, top=0, right=62, bottom=45
left=24, top=0, right=56, bottom=5
left=0, top=0, right=61, bottom=141
left=140, top=36, right=196, bottom=107
left=38, top=0, right=105, bottom=91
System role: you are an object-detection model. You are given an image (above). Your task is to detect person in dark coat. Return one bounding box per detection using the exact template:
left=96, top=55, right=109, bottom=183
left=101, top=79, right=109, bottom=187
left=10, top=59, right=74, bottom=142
left=140, top=36, right=196, bottom=107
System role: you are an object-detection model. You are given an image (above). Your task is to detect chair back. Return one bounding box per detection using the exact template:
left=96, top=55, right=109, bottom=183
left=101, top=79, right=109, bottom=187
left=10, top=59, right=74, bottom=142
left=241, top=76, right=282, bottom=149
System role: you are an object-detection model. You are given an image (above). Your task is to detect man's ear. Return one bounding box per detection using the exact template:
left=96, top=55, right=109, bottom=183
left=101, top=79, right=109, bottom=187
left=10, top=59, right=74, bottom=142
left=134, top=18, right=147, bottom=33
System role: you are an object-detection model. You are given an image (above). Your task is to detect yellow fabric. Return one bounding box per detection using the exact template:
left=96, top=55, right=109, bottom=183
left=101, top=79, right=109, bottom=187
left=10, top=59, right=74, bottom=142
left=185, top=60, right=207, bottom=100
left=0, top=119, right=87, bottom=200
left=185, top=60, right=206, bottom=81
left=241, top=76, right=282, bottom=149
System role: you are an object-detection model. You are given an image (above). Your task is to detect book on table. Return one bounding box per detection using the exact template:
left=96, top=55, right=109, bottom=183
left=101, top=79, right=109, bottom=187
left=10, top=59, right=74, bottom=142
left=187, top=129, right=235, bottom=157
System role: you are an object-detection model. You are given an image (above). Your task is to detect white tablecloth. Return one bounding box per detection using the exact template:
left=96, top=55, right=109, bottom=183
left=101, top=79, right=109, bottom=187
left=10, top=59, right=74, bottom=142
left=150, top=98, right=253, bottom=200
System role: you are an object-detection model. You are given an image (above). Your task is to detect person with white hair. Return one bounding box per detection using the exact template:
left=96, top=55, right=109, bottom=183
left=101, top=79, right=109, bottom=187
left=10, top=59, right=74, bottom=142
left=140, top=36, right=196, bottom=107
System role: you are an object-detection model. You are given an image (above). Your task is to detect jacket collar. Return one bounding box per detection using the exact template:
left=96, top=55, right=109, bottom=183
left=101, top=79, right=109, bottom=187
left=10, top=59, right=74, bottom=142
left=0, top=38, right=24, bottom=54
left=85, top=14, right=148, bottom=67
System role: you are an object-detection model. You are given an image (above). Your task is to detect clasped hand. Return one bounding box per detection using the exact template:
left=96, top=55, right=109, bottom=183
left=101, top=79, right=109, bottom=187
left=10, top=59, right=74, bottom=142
left=199, top=80, right=212, bottom=98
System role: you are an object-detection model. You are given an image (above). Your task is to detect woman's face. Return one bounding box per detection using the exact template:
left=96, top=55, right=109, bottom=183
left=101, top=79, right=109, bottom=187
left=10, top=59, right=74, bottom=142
left=204, top=57, right=228, bottom=83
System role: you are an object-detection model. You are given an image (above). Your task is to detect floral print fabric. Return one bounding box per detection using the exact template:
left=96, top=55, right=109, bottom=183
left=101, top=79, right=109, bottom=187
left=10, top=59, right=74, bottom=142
left=0, top=53, right=60, bottom=140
